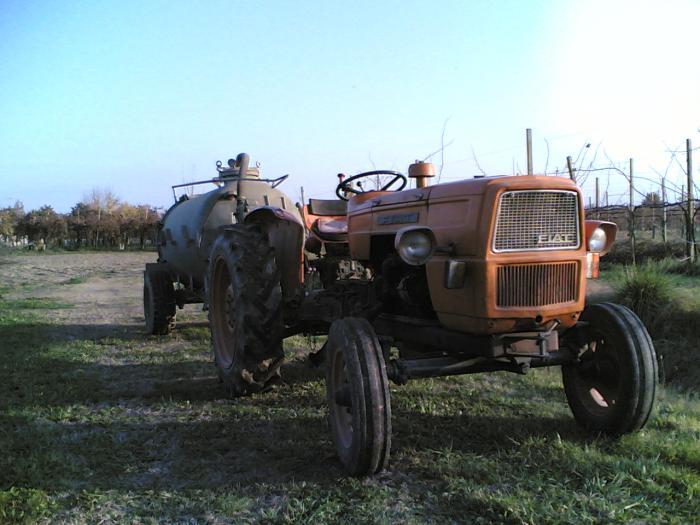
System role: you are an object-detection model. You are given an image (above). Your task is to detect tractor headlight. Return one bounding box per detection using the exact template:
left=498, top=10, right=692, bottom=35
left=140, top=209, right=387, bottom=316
left=588, top=227, right=607, bottom=253
left=395, top=228, right=436, bottom=266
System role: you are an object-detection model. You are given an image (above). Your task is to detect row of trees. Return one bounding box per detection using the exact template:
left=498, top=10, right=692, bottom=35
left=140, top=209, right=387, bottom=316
left=0, top=190, right=162, bottom=249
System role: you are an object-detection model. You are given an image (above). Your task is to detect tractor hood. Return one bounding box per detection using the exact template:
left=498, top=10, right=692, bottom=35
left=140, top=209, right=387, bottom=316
left=347, top=174, right=582, bottom=261
left=347, top=174, right=586, bottom=335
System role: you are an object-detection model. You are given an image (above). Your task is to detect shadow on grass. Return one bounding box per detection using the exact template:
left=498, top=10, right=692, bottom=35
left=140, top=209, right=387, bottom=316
left=1, top=317, right=590, bottom=499
left=393, top=411, right=579, bottom=455
left=0, top=318, right=340, bottom=490
left=2, top=404, right=579, bottom=492
left=0, top=318, right=323, bottom=405
left=1, top=411, right=336, bottom=490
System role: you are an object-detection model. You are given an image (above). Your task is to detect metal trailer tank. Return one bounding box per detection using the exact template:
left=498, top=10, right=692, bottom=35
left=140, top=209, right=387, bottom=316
left=143, top=153, right=301, bottom=334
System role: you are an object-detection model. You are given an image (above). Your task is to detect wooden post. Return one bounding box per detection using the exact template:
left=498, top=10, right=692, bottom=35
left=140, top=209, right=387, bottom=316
left=526, top=128, right=533, bottom=176
left=661, top=177, right=667, bottom=244
left=681, top=185, right=686, bottom=239
left=629, top=158, right=636, bottom=266
left=595, top=177, right=600, bottom=219
left=687, top=139, right=696, bottom=262
left=566, top=156, right=575, bottom=182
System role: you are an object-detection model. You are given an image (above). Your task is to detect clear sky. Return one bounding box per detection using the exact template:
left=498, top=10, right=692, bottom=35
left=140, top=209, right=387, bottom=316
left=2, top=0, right=699, bottom=212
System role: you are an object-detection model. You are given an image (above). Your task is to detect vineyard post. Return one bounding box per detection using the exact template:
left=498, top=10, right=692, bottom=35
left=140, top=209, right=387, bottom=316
left=605, top=191, right=609, bottom=221
left=595, top=177, right=600, bottom=219
left=526, top=128, right=533, bottom=176
left=681, top=185, right=686, bottom=239
left=661, top=177, right=667, bottom=244
left=629, top=158, right=636, bottom=266
left=687, top=139, right=696, bottom=263
left=567, top=156, right=575, bottom=181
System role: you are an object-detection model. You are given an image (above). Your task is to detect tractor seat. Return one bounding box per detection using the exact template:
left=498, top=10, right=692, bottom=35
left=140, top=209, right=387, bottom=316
left=304, top=199, right=348, bottom=243
left=311, top=217, right=348, bottom=242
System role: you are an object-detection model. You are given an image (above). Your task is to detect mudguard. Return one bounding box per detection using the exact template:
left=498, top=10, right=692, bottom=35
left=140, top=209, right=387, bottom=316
left=244, top=207, right=305, bottom=300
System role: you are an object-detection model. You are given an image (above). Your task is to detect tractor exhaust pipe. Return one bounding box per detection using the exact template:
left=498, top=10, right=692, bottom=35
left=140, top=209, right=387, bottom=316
left=236, top=152, right=250, bottom=177
left=234, top=152, right=251, bottom=223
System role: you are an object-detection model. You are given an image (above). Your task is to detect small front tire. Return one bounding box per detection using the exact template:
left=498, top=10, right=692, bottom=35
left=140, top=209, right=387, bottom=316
left=144, top=269, right=176, bottom=335
left=326, top=317, right=392, bottom=476
left=562, top=302, right=658, bottom=436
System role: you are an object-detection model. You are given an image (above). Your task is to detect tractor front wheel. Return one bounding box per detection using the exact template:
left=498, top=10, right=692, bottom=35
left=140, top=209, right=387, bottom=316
left=326, top=317, right=392, bottom=476
left=562, top=302, right=658, bottom=436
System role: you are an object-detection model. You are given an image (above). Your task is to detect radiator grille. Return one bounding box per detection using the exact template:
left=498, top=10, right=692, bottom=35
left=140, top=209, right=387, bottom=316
left=494, top=190, right=579, bottom=252
left=497, top=262, right=579, bottom=307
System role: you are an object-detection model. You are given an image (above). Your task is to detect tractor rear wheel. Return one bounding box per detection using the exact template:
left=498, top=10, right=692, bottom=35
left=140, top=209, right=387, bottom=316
left=207, top=224, right=284, bottom=396
left=326, top=317, right=391, bottom=476
left=144, top=269, right=176, bottom=335
left=563, top=302, right=658, bottom=436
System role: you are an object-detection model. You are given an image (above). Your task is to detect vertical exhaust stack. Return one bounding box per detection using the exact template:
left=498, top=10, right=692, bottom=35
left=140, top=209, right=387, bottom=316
left=234, top=152, right=251, bottom=223
left=408, top=160, right=435, bottom=189
left=236, top=152, right=250, bottom=178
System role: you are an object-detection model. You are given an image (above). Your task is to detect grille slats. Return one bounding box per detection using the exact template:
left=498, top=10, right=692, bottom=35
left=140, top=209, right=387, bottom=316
left=497, top=262, right=578, bottom=307
left=494, top=191, right=579, bottom=252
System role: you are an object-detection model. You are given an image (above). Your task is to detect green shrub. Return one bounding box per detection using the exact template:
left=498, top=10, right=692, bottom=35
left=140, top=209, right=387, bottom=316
left=613, top=261, right=674, bottom=336
left=612, top=260, right=700, bottom=389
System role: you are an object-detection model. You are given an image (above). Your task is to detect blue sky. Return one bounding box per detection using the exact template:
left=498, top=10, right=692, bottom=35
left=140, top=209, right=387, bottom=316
left=2, top=0, right=699, bottom=211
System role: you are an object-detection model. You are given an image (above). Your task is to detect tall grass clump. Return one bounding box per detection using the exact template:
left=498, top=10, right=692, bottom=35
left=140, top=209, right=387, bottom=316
left=613, top=261, right=674, bottom=337
left=613, top=260, right=700, bottom=390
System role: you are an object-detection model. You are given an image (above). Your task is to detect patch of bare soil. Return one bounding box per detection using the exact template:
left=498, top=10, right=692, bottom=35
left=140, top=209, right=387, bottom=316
left=1, top=251, right=214, bottom=417
left=0, top=252, right=206, bottom=333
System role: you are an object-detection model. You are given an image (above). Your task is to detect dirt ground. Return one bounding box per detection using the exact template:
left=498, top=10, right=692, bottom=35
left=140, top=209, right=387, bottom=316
left=1, top=252, right=207, bottom=337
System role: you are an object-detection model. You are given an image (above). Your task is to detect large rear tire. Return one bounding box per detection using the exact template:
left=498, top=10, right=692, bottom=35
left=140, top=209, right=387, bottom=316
left=326, top=317, right=391, bottom=476
left=207, top=224, right=284, bottom=396
left=562, top=302, right=658, bottom=436
left=144, top=269, right=176, bottom=335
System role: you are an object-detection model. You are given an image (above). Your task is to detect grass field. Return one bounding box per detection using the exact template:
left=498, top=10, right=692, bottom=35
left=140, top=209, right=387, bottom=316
left=1, top=253, right=699, bottom=524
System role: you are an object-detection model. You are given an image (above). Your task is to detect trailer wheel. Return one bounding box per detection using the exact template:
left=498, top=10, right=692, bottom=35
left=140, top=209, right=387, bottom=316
left=144, top=269, right=176, bottom=335
left=207, top=225, right=284, bottom=396
left=563, top=302, right=658, bottom=436
left=326, top=317, right=391, bottom=476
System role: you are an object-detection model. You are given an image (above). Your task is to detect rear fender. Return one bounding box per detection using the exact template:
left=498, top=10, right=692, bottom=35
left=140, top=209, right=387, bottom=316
left=245, top=207, right=304, bottom=300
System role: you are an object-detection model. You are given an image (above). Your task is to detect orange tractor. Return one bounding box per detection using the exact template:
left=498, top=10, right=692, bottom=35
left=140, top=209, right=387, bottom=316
left=146, top=154, right=657, bottom=476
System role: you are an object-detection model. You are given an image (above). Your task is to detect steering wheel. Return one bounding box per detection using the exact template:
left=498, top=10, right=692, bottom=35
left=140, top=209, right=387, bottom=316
left=335, top=170, right=408, bottom=201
